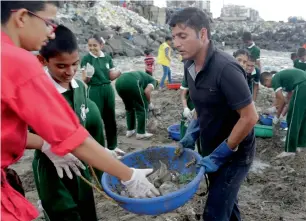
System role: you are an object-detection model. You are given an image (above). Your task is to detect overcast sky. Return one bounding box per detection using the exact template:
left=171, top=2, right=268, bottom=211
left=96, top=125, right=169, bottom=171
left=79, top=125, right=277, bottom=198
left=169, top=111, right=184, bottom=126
left=154, top=0, right=306, bottom=21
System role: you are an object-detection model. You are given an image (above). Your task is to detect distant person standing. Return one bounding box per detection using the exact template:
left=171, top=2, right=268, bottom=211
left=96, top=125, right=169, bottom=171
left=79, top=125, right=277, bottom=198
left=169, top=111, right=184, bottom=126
left=293, top=48, right=306, bottom=71
left=242, top=32, right=261, bottom=70
left=157, top=36, right=172, bottom=88
left=144, top=49, right=155, bottom=76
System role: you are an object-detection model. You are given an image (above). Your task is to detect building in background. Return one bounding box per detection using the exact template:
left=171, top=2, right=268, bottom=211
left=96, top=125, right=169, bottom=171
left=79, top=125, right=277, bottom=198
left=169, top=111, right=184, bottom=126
left=220, top=4, right=260, bottom=22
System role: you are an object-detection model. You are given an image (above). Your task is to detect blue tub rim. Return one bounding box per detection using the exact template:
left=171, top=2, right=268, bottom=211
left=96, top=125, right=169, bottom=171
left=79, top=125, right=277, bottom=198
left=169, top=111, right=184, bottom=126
left=167, top=124, right=180, bottom=135
left=101, top=146, right=205, bottom=204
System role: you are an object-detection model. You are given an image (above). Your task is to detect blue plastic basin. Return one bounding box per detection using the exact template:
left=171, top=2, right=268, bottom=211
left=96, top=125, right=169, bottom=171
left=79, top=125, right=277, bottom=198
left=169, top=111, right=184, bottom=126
left=101, top=146, right=205, bottom=215
left=280, top=121, right=288, bottom=129
left=167, top=124, right=181, bottom=141
left=259, top=114, right=274, bottom=126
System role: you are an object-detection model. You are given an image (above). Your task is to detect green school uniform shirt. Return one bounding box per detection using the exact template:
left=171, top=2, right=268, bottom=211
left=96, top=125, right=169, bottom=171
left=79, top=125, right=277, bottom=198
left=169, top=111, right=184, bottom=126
left=247, top=43, right=260, bottom=60
left=180, top=78, right=195, bottom=110
left=81, top=51, right=114, bottom=85
left=45, top=70, right=105, bottom=145
left=121, top=71, right=157, bottom=89
left=272, top=68, right=306, bottom=92
left=293, top=59, right=306, bottom=71
left=247, top=67, right=260, bottom=94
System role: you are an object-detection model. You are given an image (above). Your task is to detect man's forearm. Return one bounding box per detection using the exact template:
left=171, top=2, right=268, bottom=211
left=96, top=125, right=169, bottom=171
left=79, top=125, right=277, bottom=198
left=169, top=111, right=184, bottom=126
left=72, top=137, right=133, bottom=181
left=26, top=132, right=44, bottom=150
left=227, top=104, right=258, bottom=149
left=227, top=116, right=257, bottom=149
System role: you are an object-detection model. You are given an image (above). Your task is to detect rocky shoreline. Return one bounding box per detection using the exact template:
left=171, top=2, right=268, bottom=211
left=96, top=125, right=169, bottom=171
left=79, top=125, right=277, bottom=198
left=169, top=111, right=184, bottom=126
left=58, top=1, right=305, bottom=58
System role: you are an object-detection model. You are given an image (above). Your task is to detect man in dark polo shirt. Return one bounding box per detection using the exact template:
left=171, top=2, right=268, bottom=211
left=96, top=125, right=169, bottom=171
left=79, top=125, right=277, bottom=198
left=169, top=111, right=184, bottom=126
left=169, top=8, right=258, bottom=221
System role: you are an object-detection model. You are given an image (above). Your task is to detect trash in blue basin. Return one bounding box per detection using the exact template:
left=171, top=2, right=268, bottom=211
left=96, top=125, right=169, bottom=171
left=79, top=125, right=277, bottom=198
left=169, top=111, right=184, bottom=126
left=101, top=146, right=205, bottom=215
left=259, top=114, right=274, bottom=126
left=167, top=124, right=181, bottom=141
left=280, top=121, right=288, bottom=129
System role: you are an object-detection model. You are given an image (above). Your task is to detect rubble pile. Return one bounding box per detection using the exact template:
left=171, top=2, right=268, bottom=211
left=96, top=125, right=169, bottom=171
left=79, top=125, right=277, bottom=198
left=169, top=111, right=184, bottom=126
left=212, top=20, right=306, bottom=52
left=57, top=1, right=305, bottom=57
left=58, top=1, right=171, bottom=57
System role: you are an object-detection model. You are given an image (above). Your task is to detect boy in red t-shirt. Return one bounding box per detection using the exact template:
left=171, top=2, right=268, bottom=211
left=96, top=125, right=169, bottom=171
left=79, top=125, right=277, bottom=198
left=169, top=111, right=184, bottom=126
left=144, top=49, right=155, bottom=76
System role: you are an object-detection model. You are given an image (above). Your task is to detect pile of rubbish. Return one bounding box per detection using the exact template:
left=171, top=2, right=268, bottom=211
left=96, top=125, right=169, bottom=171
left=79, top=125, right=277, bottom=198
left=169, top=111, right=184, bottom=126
left=212, top=20, right=306, bottom=52
left=58, top=0, right=171, bottom=57
left=120, top=161, right=196, bottom=197
left=57, top=1, right=305, bottom=57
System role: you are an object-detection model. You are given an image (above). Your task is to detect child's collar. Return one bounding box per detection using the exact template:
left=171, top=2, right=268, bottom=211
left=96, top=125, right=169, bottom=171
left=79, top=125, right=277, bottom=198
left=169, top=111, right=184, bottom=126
left=45, top=69, right=79, bottom=94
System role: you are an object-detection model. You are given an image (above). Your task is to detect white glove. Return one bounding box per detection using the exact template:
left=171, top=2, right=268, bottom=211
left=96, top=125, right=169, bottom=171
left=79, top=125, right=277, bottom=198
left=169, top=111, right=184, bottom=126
left=266, top=106, right=277, bottom=114
left=273, top=116, right=279, bottom=125
left=183, top=108, right=193, bottom=121
left=41, top=141, right=86, bottom=179
left=279, top=114, right=286, bottom=121
left=122, top=168, right=160, bottom=198
left=114, top=147, right=126, bottom=156
left=86, top=63, right=95, bottom=78
left=105, top=147, right=126, bottom=159
left=148, top=103, right=154, bottom=111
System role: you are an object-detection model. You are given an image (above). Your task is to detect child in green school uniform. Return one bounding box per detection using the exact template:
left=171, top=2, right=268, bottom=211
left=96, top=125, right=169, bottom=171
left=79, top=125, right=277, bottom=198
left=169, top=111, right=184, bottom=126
left=260, top=69, right=306, bottom=156
left=32, top=25, right=120, bottom=221
left=81, top=34, right=123, bottom=153
left=115, top=71, right=157, bottom=139
left=293, top=48, right=306, bottom=71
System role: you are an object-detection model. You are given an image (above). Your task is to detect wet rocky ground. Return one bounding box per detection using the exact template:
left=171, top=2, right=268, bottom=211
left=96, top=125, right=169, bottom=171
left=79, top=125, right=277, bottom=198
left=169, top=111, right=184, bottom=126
left=11, top=49, right=306, bottom=220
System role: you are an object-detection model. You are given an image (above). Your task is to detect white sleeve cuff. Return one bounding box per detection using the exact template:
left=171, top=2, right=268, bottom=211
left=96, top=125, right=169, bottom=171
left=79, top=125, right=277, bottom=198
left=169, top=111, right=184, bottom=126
left=148, top=83, right=154, bottom=90
left=275, top=87, right=282, bottom=92
left=180, top=86, right=189, bottom=90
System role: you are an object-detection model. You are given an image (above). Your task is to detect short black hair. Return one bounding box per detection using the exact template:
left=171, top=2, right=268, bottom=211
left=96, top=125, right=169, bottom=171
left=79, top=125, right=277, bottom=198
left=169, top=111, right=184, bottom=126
left=233, top=49, right=249, bottom=58
left=168, top=7, right=211, bottom=39
left=297, top=48, right=306, bottom=58
left=88, top=33, right=105, bottom=44
left=248, top=56, right=256, bottom=62
left=1, top=1, right=60, bottom=24
left=291, top=52, right=297, bottom=60
left=165, top=36, right=172, bottom=42
left=259, top=71, right=273, bottom=85
left=40, top=25, right=78, bottom=61
left=144, top=49, right=153, bottom=55
left=242, top=32, right=252, bottom=41
left=270, top=71, right=277, bottom=75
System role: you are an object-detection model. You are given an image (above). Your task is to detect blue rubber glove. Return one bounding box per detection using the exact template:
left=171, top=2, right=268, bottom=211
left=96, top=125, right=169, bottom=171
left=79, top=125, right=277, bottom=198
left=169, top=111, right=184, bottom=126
left=198, top=140, right=235, bottom=173
left=179, top=119, right=200, bottom=150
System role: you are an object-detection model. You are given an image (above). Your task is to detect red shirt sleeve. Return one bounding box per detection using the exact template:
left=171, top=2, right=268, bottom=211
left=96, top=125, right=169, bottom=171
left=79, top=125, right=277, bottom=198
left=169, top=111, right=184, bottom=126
left=2, top=48, right=89, bottom=156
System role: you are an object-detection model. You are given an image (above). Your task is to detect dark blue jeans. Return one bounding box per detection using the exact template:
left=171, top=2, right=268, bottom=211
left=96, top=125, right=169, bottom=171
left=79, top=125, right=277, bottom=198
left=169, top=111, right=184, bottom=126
left=160, top=65, right=171, bottom=88
left=203, top=136, right=255, bottom=221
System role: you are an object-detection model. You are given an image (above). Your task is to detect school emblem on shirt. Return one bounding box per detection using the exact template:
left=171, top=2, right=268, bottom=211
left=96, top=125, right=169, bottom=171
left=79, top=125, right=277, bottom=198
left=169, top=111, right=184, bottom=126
left=106, top=63, right=110, bottom=69
left=80, top=104, right=87, bottom=122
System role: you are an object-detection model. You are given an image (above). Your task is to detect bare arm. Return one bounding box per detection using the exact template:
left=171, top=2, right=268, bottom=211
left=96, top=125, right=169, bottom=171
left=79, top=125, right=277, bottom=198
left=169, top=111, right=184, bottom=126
left=253, top=84, right=259, bottom=101
left=144, top=84, right=154, bottom=103
left=26, top=132, right=44, bottom=150
left=72, top=137, right=133, bottom=181
left=226, top=103, right=258, bottom=149
left=275, top=90, right=286, bottom=118
left=109, top=70, right=121, bottom=81
left=256, top=60, right=261, bottom=71
left=180, top=89, right=188, bottom=109
left=82, top=70, right=87, bottom=82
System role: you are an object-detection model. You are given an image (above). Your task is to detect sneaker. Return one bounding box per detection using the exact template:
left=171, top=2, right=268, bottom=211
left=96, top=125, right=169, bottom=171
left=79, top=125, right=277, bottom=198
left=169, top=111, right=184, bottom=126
left=126, top=130, right=136, bottom=138
left=136, top=133, right=153, bottom=139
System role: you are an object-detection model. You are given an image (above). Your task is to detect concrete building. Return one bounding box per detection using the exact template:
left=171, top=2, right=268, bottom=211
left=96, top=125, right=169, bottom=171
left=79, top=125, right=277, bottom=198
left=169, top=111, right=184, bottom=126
left=166, top=0, right=210, bottom=11
left=220, top=4, right=260, bottom=22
